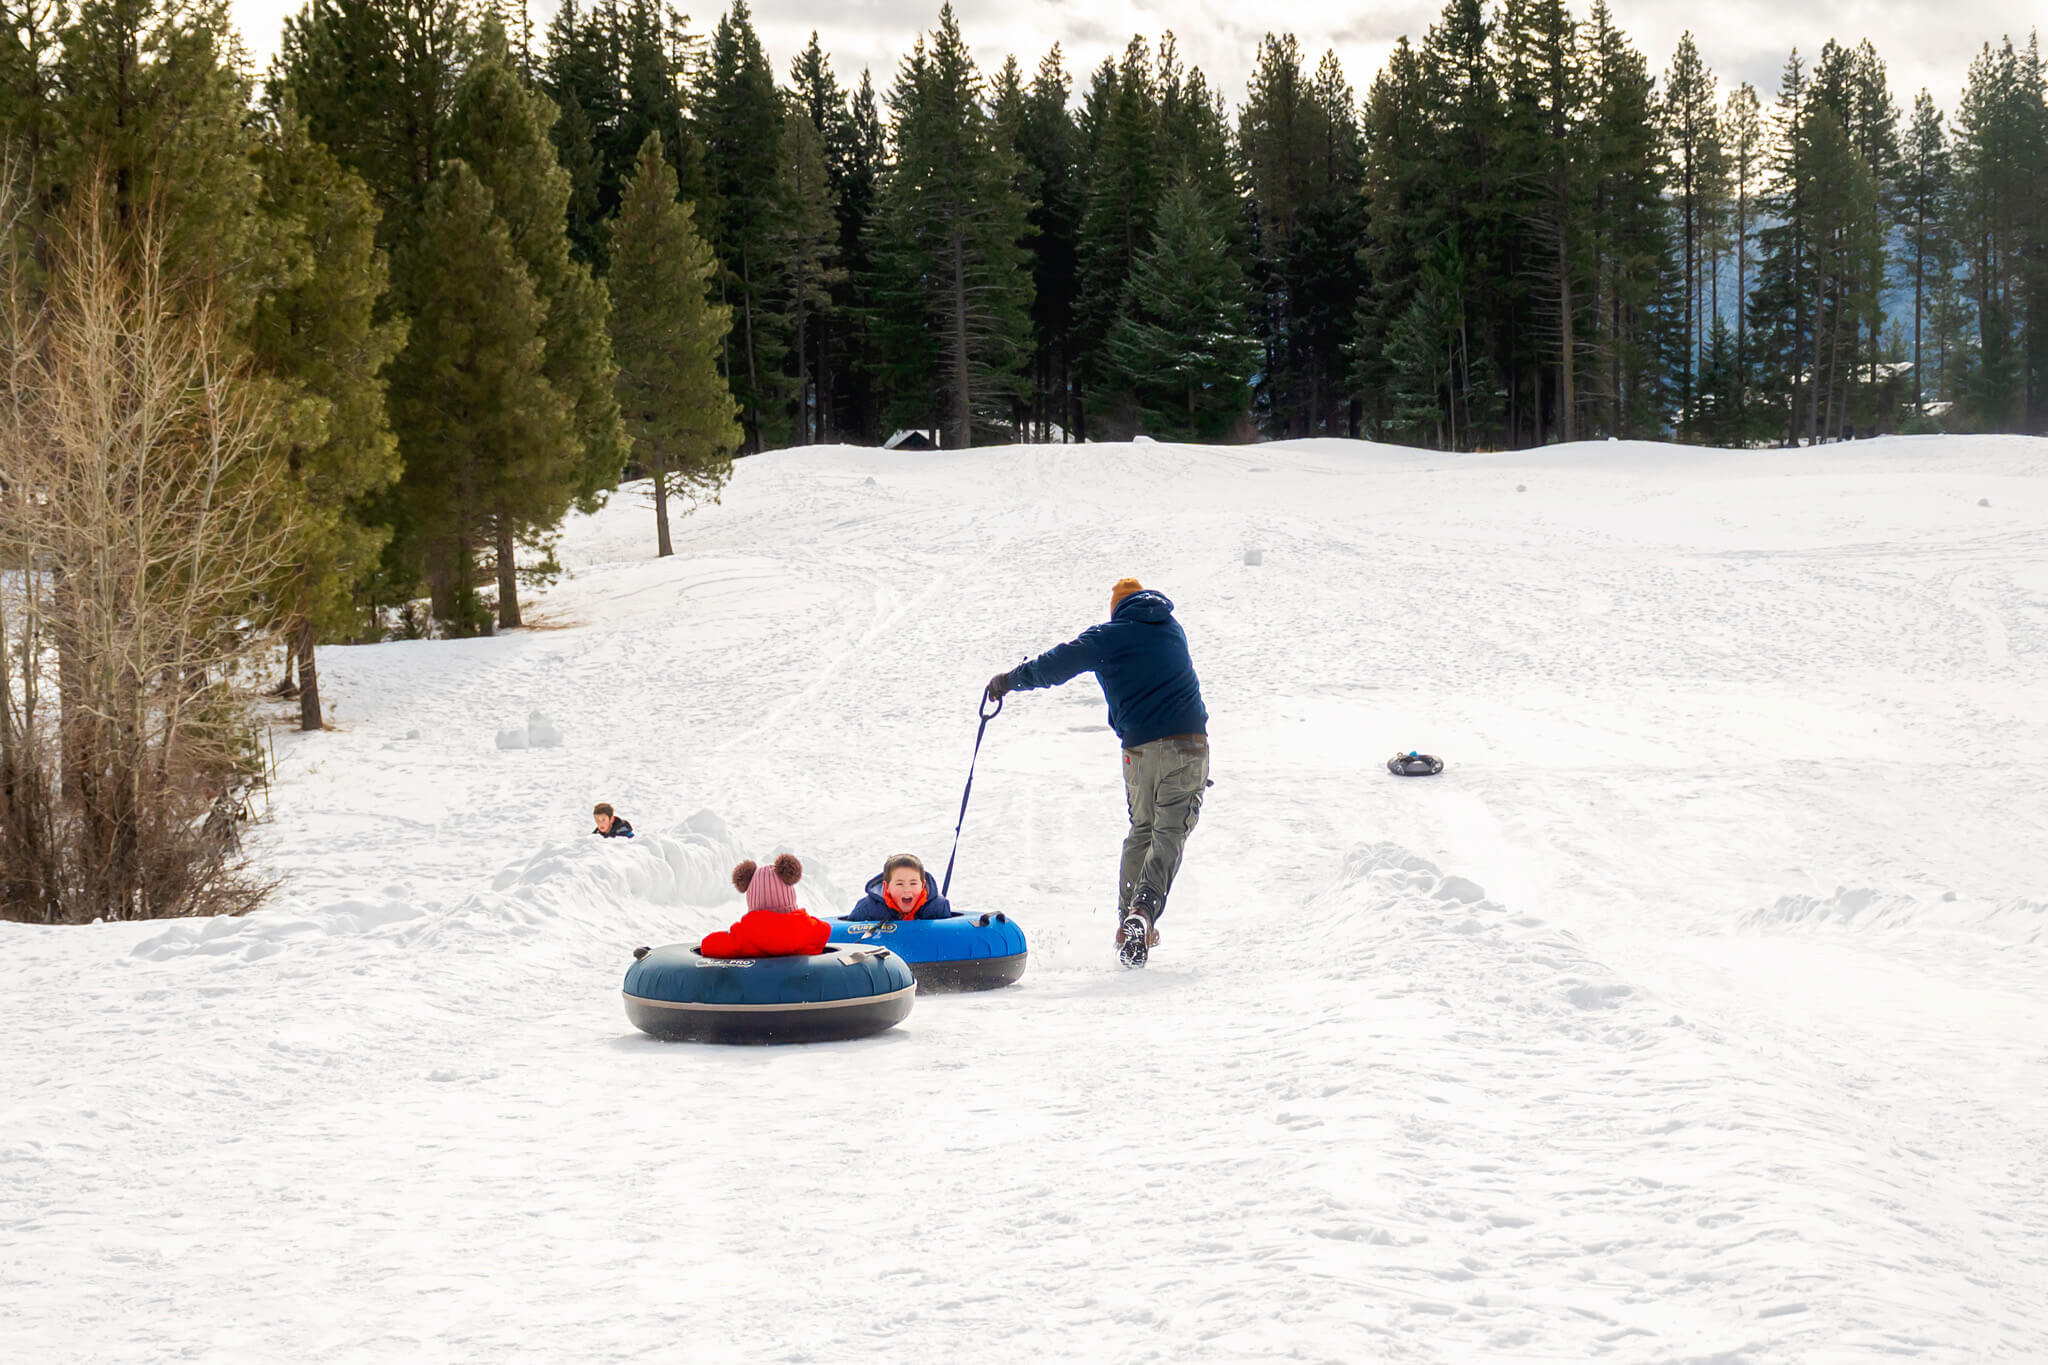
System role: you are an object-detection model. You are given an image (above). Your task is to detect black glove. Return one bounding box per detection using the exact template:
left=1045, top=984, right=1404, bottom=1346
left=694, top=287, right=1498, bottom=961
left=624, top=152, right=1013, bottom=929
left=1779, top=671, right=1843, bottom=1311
left=985, top=671, right=1014, bottom=702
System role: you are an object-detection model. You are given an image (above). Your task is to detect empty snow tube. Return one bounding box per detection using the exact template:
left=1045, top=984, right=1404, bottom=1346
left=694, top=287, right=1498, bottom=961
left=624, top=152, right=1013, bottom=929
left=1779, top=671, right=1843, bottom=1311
left=1388, top=752, right=1445, bottom=777
left=827, top=913, right=1028, bottom=992
left=622, top=943, right=915, bottom=1043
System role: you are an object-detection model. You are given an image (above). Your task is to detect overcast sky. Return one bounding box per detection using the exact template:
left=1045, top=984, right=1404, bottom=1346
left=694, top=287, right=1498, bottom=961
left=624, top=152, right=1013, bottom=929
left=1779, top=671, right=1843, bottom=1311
left=233, top=0, right=2023, bottom=124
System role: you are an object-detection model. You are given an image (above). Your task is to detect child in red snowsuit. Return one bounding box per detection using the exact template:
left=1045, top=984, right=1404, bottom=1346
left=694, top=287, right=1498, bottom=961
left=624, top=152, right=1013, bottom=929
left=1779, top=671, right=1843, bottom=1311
left=698, top=853, right=830, bottom=959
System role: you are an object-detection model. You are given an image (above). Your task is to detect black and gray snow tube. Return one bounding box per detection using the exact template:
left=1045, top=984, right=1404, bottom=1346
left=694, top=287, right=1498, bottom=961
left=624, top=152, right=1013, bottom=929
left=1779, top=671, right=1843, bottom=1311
left=622, top=943, right=915, bottom=1044
left=1387, top=752, right=1445, bottom=777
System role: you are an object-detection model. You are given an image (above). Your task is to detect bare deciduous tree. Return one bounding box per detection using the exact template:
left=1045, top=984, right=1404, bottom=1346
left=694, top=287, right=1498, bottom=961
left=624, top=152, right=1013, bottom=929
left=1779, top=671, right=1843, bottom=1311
left=1, top=173, right=293, bottom=923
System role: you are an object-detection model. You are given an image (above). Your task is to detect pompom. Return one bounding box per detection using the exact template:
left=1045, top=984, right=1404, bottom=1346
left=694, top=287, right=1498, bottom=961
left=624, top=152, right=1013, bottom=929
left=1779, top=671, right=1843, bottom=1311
left=731, top=860, right=758, bottom=893
left=771, top=852, right=803, bottom=884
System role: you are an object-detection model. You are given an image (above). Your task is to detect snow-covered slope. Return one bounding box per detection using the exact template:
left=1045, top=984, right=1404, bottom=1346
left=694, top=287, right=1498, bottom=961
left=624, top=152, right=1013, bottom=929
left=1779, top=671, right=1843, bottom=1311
left=4, top=436, right=2045, bottom=1363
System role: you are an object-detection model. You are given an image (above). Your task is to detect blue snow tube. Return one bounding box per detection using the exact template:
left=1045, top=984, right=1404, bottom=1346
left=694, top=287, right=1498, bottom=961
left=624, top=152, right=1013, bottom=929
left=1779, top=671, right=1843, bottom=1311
left=827, top=913, right=1028, bottom=992
left=622, top=943, right=915, bottom=1044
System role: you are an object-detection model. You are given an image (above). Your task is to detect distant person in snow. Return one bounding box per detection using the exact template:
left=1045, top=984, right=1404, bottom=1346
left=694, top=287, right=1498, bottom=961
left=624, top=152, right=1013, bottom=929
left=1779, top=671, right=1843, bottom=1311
left=845, top=853, right=959, bottom=921
left=592, top=803, right=634, bottom=838
left=985, top=577, right=1209, bottom=965
left=698, top=855, right=831, bottom=959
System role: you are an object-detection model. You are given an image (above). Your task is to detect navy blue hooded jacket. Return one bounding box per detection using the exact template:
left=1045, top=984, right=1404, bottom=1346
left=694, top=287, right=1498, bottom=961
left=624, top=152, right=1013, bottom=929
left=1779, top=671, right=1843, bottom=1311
left=1007, top=589, right=1208, bottom=748
left=845, top=869, right=958, bottom=921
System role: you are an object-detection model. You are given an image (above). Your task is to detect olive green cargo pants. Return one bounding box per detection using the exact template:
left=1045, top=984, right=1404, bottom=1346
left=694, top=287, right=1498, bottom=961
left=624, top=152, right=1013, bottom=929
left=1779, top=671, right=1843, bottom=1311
left=1117, top=735, right=1209, bottom=919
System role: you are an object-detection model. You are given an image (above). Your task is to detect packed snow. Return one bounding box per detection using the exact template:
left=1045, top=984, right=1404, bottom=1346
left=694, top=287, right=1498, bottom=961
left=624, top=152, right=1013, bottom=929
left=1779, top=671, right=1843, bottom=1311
left=4, top=435, right=2046, bottom=1363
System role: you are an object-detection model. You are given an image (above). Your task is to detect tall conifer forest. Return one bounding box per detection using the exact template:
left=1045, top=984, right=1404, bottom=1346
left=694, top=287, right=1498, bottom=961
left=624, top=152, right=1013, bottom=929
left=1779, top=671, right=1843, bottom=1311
left=3, top=0, right=2045, bottom=658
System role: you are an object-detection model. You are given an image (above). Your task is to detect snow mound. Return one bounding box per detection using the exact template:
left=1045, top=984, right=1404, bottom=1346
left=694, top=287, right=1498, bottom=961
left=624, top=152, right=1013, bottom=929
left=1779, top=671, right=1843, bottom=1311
left=1745, top=884, right=2048, bottom=944
left=490, top=809, right=742, bottom=908
left=132, top=890, right=424, bottom=962
left=1300, top=841, right=1651, bottom=1042
left=129, top=812, right=753, bottom=969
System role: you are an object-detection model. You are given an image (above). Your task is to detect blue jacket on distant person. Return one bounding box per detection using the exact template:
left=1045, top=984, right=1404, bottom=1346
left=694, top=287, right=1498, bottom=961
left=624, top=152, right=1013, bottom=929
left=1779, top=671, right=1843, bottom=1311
left=845, top=870, right=958, bottom=921
left=1001, top=588, right=1208, bottom=749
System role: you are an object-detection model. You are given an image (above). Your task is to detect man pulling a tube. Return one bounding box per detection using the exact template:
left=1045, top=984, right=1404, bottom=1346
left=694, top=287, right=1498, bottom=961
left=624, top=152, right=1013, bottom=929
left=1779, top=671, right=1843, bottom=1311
left=986, top=578, right=1210, bottom=968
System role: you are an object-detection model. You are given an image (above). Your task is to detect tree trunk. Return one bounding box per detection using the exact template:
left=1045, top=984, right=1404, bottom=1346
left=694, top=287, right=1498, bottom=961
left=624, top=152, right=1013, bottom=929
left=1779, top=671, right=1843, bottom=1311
left=427, top=561, right=459, bottom=625
left=1445, top=333, right=1458, bottom=452
left=54, top=573, right=84, bottom=802
left=1556, top=185, right=1577, bottom=443
left=792, top=276, right=810, bottom=444
left=0, top=597, right=23, bottom=907
left=0, top=608, right=14, bottom=799
left=1913, top=203, right=1925, bottom=412
left=739, top=253, right=761, bottom=453
left=949, top=231, right=971, bottom=449
left=295, top=615, right=323, bottom=732
left=495, top=522, right=521, bottom=629
left=1807, top=252, right=1823, bottom=448
left=806, top=311, right=823, bottom=439
left=653, top=459, right=673, bottom=558
left=1683, top=152, right=1697, bottom=424
left=1736, top=184, right=1748, bottom=400
left=2029, top=273, right=2048, bottom=434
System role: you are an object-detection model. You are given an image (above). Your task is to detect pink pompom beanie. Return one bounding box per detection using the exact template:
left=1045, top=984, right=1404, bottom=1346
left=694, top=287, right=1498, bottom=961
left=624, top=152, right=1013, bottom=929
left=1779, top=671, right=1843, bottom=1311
left=731, top=854, right=803, bottom=912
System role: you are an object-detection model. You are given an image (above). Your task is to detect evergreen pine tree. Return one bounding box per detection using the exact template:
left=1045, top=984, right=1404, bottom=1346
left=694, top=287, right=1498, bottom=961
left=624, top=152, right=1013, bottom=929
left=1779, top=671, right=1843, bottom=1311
left=1497, top=0, right=1587, bottom=443
left=249, top=107, right=408, bottom=728
left=1722, top=80, right=1764, bottom=435
left=615, top=0, right=691, bottom=192
left=1952, top=35, right=2046, bottom=431
left=1582, top=1, right=1676, bottom=438
left=1289, top=52, right=1368, bottom=436
left=1013, top=46, right=1080, bottom=441
left=1239, top=35, right=1366, bottom=437
left=271, top=0, right=468, bottom=246
left=832, top=67, right=886, bottom=442
left=1408, top=0, right=1507, bottom=445
left=58, top=0, right=278, bottom=323
left=787, top=32, right=853, bottom=439
left=1902, top=90, right=1953, bottom=413
left=1073, top=37, right=1161, bottom=424
left=1696, top=313, right=1743, bottom=445
left=866, top=4, right=1033, bottom=447
left=790, top=31, right=845, bottom=138
left=1750, top=53, right=1812, bottom=443
left=388, top=163, right=569, bottom=634
left=1848, top=40, right=1903, bottom=422
left=774, top=98, right=839, bottom=443
left=552, top=89, right=607, bottom=264
left=697, top=0, right=785, bottom=449
left=1154, top=34, right=1236, bottom=211
left=1384, top=249, right=1475, bottom=448
left=1101, top=182, right=1258, bottom=439
left=273, top=0, right=469, bottom=616
left=449, top=17, right=628, bottom=625
left=541, top=0, right=613, bottom=264
left=1783, top=41, right=1884, bottom=442
left=0, top=0, right=67, bottom=198
left=607, top=132, right=739, bottom=556
left=1355, top=38, right=1434, bottom=439
left=1660, top=32, right=1718, bottom=427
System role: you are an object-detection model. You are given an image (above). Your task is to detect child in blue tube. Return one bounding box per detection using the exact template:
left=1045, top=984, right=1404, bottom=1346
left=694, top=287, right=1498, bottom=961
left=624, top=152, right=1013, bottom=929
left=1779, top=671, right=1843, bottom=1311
left=846, top=853, right=959, bottom=921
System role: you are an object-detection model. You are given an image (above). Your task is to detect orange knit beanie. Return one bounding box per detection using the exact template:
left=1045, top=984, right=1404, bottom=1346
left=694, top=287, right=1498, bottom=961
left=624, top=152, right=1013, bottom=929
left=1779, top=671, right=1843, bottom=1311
left=1110, top=577, right=1144, bottom=614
